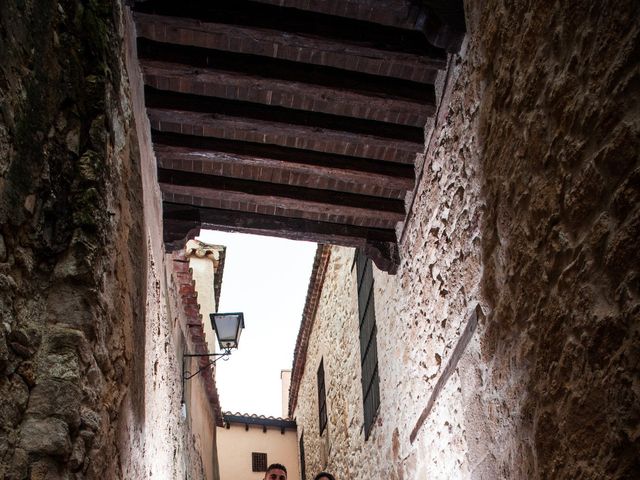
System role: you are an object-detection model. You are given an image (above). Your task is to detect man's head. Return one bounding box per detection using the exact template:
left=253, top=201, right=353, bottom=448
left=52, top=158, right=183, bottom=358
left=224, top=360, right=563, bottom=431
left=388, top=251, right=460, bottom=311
left=264, top=463, right=287, bottom=480
left=314, top=473, right=335, bottom=480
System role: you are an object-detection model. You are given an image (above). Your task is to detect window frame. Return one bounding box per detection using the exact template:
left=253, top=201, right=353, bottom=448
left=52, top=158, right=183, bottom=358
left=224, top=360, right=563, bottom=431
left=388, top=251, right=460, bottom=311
left=299, top=431, right=306, bottom=480
left=251, top=452, right=268, bottom=472
left=317, top=358, right=328, bottom=435
left=355, top=249, right=380, bottom=440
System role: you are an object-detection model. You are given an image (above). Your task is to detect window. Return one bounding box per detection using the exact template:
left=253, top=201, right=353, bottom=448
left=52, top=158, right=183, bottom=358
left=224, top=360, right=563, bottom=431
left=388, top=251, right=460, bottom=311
left=317, top=359, right=328, bottom=435
left=252, top=452, right=268, bottom=472
left=355, top=249, right=380, bottom=439
left=299, top=432, right=306, bottom=480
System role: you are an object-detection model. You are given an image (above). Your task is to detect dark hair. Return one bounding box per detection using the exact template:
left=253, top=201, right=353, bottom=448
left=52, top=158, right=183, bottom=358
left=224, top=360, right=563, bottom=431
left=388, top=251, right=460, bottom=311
left=267, top=463, right=287, bottom=474
left=314, top=473, right=335, bottom=480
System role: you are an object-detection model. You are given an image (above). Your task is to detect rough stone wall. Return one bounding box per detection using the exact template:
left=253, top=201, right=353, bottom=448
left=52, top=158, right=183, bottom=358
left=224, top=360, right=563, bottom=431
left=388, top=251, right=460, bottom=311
left=293, top=1, right=639, bottom=479
left=473, top=1, right=640, bottom=478
left=0, top=2, right=220, bottom=478
left=116, top=8, right=220, bottom=480
left=0, top=0, right=146, bottom=477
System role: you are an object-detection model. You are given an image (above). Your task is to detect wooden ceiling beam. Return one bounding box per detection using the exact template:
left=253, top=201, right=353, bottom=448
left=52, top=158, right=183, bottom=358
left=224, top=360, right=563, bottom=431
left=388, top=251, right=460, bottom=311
left=144, top=86, right=424, bottom=143
left=158, top=168, right=406, bottom=224
left=163, top=202, right=396, bottom=243
left=140, top=58, right=435, bottom=127
left=137, top=38, right=436, bottom=108
left=249, top=0, right=423, bottom=30
left=133, top=11, right=445, bottom=82
left=249, top=0, right=466, bottom=53
left=153, top=138, right=414, bottom=195
left=147, top=109, right=422, bottom=164
left=162, top=202, right=400, bottom=273
left=133, top=0, right=444, bottom=56
left=152, top=131, right=415, bottom=182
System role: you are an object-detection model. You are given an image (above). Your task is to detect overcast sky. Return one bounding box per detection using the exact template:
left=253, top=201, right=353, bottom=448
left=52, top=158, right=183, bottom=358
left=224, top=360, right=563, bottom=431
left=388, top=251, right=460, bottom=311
left=197, top=230, right=316, bottom=418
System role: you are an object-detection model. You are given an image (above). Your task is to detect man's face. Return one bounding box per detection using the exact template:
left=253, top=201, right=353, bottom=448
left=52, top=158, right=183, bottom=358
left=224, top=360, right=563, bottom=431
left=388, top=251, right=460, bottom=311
left=264, top=468, right=287, bottom=480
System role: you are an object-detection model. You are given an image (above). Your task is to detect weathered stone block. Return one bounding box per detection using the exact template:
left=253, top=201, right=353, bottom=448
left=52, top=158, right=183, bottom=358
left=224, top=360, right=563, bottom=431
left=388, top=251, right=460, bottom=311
left=27, top=379, right=82, bottom=430
left=18, top=417, right=71, bottom=457
left=79, top=407, right=100, bottom=433
left=69, top=436, right=85, bottom=472
left=5, top=447, right=28, bottom=480
left=0, top=233, right=6, bottom=261
left=16, top=360, right=36, bottom=387
left=0, top=376, right=28, bottom=428
left=0, top=329, right=8, bottom=370
left=8, top=328, right=37, bottom=359
left=45, top=287, right=95, bottom=338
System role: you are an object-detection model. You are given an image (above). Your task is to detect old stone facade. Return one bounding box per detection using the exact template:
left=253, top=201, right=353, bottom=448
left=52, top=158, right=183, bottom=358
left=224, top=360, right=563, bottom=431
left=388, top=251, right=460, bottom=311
left=1, top=0, right=638, bottom=479
left=0, top=2, right=222, bottom=478
left=291, top=1, right=639, bottom=479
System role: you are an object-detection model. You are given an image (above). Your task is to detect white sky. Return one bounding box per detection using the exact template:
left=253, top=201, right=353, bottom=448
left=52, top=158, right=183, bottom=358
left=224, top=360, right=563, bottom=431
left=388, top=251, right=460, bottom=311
left=197, top=230, right=316, bottom=418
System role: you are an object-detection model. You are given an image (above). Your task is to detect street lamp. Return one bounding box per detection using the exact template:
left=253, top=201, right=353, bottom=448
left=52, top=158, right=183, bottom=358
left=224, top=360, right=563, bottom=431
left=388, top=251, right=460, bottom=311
left=211, top=312, right=245, bottom=350
left=182, top=312, right=245, bottom=381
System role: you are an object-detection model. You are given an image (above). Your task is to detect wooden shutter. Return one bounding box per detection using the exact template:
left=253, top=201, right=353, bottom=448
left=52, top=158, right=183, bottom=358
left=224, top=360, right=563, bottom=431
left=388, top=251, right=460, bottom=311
left=317, top=359, right=328, bottom=434
left=355, top=250, right=380, bottom=439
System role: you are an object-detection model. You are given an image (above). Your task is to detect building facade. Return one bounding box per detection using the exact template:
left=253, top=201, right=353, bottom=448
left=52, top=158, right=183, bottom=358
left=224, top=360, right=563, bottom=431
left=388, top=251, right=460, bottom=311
left=217, top=413, right=299, bottom=480
left=0, top=0, right=637, bottom=478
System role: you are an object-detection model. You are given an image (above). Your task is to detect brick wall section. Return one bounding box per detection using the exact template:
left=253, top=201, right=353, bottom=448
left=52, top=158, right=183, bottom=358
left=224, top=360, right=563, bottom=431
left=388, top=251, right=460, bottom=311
left=171, top=254, right=223, bottom=425
left=292, top=1, right=639, bottom=479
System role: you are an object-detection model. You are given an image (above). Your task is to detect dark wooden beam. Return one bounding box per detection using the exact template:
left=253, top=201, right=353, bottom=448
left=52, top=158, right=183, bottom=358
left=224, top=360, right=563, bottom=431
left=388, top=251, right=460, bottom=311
left=133, top=0, right=445, bottom=57
left=147, top=108, right=421, bottom=164
left=153, top=136, right=414, bottom=195
left=157, top=168, right=406, bottom=224
left=137, top=38, right=437, bottom=108
left=140, top=58, right=436, bottom=127
left=162, top=202, right=401, bottom=273
left=249, top=0, right=466, bottom=53
left=152, top=131, right=415, bottom=181
left=144, top=86, right=424, bottom=143
left=249, top=0, right=423, bottom=30
left=133, top=11, right=445, bottom=82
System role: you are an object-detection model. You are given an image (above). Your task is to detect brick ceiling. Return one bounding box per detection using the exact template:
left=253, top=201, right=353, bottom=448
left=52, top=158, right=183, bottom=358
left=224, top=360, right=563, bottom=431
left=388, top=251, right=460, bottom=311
left=132, top=0, right=464, bottom=273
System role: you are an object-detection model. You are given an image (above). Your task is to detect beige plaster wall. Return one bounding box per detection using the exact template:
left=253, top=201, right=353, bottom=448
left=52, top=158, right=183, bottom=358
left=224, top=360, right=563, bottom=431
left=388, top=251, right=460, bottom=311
left=186, top=239, right=222, bottom=351
left=183, top=353, right=218, bottom=480
left=217, top=424, right=300, bottom=480
left=281, top=370, right=292, bottom=419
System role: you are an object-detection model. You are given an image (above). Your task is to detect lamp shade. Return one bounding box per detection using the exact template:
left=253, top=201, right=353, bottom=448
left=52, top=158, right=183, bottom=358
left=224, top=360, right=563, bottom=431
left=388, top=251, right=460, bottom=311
left=210, top=312, right=245, bottom=350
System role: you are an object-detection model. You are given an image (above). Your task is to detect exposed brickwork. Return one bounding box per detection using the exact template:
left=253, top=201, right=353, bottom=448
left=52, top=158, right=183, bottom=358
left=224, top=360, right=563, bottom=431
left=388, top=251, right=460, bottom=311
left=170, top=254, right=223, bottom=426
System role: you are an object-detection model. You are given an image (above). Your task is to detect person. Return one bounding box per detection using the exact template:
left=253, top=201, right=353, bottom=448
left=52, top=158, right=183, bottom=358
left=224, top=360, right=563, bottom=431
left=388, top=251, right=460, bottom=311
left=264, top=463, right=287, bottom=480
left=313, top=473, right=335, bottom=480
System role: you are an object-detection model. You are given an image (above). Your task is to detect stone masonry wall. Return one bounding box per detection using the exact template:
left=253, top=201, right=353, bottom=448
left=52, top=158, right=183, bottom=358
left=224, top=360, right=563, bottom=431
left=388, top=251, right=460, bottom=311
left=474, top=1, right=639, bottom=477
left=0, top=2, right=218, bottom=478
left=0, top=0, right=146, bottom=477
left=293, top=1, right=639, bottom=479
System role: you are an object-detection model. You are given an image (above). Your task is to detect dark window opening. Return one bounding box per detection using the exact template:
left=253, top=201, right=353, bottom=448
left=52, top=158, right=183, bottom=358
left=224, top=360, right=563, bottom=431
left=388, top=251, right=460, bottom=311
left=252, top=452, right=268, bottom=472
left=317, top=358, right=328, bottom=435
left=355, top=249, right=380, bottom=440
left=299, top=432, right=306, bottom=480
